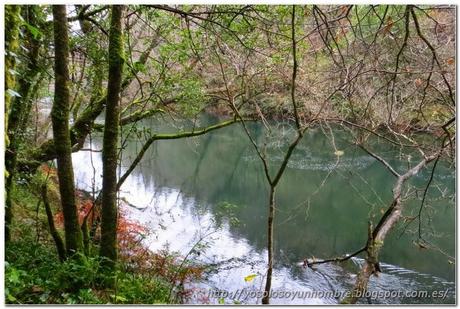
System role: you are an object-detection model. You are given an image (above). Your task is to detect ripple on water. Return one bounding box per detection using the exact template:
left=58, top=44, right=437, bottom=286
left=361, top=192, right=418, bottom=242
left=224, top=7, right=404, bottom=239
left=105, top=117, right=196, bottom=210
left=242, top=152, right=375, bottom=171
left=72, top=136, right=454, bottom=305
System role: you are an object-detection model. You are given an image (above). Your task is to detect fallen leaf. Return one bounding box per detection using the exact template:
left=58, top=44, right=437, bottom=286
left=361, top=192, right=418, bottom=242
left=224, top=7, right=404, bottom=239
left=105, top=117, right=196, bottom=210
left=244, top=274, right=257, bottom=282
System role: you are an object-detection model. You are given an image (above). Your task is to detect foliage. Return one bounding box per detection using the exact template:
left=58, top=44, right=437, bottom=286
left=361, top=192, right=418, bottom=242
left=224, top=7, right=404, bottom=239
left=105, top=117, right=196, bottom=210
left=5, top=166, right=206, bottom=304
left=5, top=235, right=175, bottom=304
left=215, top=201, right=244, bottom=227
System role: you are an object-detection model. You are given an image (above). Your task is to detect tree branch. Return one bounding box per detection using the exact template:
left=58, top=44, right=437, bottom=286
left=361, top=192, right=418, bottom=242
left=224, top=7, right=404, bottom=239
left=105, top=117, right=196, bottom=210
left=116, top=118, right=243, bottom=190
left=359, top=144, right=401, bottom=177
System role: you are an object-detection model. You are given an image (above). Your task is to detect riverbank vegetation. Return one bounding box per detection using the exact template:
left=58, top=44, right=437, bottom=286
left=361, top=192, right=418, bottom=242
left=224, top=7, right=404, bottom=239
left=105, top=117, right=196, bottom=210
left=5, top=165, right=203, bottom=303
left=4, top=4, right=455, bottom=304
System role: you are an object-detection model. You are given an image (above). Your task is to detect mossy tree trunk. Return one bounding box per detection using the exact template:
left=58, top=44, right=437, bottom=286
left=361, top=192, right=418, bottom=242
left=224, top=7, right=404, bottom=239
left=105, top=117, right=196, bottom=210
left=52, top=5, right=84, bottom=256
left=6, top=5, right=42, bottom=244
left=4, top=5, right=21, bottom=148
left=100, top=5, right=124, bottom=274
left=5, top=5, right=21, bottom=244
left=42, top=184, right=66, bottom=262
left=11, top=6, right=42, bottom=133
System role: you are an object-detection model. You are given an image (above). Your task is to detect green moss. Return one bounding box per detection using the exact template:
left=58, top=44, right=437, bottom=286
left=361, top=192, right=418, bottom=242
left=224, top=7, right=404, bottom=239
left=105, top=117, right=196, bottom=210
left=5, top=5, right=22, bottom=243
left=4, top=5, right=21, bottom=148
left=52, top=5, right=84, bottom=255
left=99, top=5, right=125, bottom=274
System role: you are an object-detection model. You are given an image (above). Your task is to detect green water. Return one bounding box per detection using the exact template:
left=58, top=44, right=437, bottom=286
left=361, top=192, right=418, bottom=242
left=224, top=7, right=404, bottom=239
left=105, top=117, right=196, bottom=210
left=74, top=114, right=455, bottom=304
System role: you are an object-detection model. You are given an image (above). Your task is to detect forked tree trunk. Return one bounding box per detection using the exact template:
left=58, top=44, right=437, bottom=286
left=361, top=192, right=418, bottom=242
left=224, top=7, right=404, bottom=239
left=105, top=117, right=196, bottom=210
left=262, top=6, right=302, bottom=304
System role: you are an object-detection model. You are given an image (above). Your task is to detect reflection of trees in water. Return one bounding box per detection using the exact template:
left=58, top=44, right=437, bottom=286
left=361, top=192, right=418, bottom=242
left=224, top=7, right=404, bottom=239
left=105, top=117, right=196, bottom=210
left=91, top=120, right=454, bottom=282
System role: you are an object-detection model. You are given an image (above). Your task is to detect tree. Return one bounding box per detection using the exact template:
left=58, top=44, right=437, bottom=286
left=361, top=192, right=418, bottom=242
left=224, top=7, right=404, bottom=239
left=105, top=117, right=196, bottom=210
left=99, top=5, right=125, bottom=274
left=230, top=6, right=306, bottom=304
left=295, top=5, right=455, bottom=304
left=51, top=5, right=83, bottom=256
left=341, top=147, right=442, bottom=304
left=5, top=5, right=21, bottom=243
left=5, top=5, right=43, bottom=244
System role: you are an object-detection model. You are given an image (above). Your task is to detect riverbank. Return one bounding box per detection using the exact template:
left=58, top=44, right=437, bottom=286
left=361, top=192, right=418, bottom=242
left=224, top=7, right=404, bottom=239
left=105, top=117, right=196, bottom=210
left=203, top=102, right=451, bottom=137
left=5, top=165, right=203, bottom=304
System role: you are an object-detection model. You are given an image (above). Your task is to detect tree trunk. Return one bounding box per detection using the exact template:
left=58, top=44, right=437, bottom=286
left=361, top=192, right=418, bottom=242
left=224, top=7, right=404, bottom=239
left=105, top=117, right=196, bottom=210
left=260, top=6, right=303, bottom=304
left=341, top=154, right=438, bottom=304
left=262, top=186, right=276, bottom=304
left=5, top=5, right=21, bottom=244
left=52, top=5, right=83, bottom=256
left=42, top=184, right=66, bottom=262
left=100, top=5, right=124, bottom=274
left=4, top=5, right=21, bottom=148
left=6, top=5, right=41, bottom=244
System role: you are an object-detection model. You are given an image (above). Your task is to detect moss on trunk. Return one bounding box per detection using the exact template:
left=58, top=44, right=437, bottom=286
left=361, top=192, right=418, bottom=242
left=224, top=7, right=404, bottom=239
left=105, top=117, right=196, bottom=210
left=6, top=5, right=42, bottom=244
left=5, top=5, right=22, bottom=243
left=4, top=5, right=21, bottom=148
left=99, top=5, right=125, bottom=275
left=52, top=5, right=84, bottom=255
left=42, top=184, right=66, bottom=262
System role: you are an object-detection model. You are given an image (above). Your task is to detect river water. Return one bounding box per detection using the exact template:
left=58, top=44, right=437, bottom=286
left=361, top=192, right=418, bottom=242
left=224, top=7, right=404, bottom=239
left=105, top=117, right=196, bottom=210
left=72, top=115, right=455, bottom=304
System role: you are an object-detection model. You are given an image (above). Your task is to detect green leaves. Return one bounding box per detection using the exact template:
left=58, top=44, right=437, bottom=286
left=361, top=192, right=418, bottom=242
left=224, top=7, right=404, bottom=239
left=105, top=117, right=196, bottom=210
left=6, top=291, right=18, bottom=303
left=111, top=294, right=128, bottom=303
left=216, top=202, right=244, bottom=227
left=133, top=61, right=147, bottom=74
left=177, top=77, right=205, bottom=115
left=5, top=262, right=29, bottom=304
left=23, top=22, right=42, bottom=39
left=7, top=266, right=22, bottom=284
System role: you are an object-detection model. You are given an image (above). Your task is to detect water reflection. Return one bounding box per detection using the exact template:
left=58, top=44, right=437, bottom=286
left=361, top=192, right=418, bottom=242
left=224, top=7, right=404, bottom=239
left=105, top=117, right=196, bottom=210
left=72, top=116, right=455, bottom=304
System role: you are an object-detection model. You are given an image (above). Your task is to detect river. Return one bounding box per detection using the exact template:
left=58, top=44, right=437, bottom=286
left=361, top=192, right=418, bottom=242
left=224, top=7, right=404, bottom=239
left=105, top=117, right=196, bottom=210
left=72, top=114, right=455, bottom=304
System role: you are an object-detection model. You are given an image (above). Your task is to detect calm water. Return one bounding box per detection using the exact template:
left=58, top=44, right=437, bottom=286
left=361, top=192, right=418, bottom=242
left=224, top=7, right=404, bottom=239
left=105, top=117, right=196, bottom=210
left=73, top=114, right=455, bottom=304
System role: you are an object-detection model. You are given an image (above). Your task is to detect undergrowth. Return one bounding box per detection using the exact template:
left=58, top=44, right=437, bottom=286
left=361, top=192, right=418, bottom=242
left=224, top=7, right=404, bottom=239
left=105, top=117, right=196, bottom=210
left=5, top=166, right=203, bottom=304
